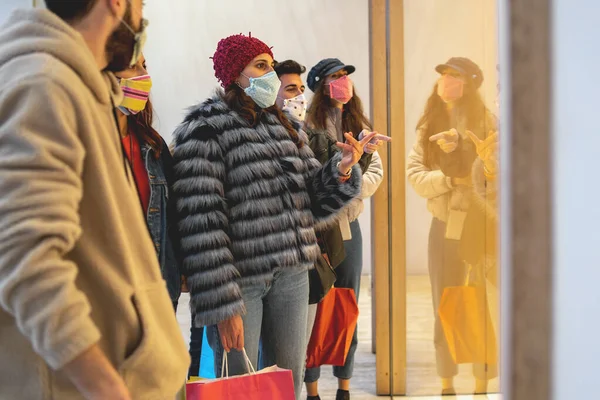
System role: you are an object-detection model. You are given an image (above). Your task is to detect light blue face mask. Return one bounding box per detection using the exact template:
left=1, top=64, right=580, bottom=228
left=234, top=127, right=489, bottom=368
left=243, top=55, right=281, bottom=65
left=241, top=71, right=282, bottom=109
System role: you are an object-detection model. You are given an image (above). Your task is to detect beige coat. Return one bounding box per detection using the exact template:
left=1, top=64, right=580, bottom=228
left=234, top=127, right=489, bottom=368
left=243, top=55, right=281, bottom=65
left=339, top=150, right=384, bottom=239
left=407, top=128, right=473, bottom=222
left=0, top=9, right=189, bottom=399
left=407, top=112, right=497, bottom=222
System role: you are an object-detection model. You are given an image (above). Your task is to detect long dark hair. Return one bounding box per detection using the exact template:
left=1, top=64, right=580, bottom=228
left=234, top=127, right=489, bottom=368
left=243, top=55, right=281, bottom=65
left=128, top=97, right=163, bottom=158
left=417, top=82, right=493, bottom=167
left=306, top=80, right=372, bottom=138
left=222, top=84, right=303, bottom=149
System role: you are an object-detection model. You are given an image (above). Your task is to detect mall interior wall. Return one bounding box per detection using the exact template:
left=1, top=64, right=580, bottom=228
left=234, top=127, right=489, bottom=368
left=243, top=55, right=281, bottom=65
left=0, top=1, right=504, bottom=278
left=0, top=0, right=33, bottom=24
left=0, top=0, right=375, bottom=275
left=142, top=0, right=374, bottom=273
left=551, top=0, right=600, bottom=398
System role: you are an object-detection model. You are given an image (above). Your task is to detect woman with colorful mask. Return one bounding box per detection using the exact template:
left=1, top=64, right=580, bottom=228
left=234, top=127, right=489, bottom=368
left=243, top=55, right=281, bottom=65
left=171, top=34, right=376, bottom=399
left=303, top=58, right=388, bottom=400
left=115, top=57, right=204, bottom=380
left=406, top=57, right=498, bottom=395
left=115, top=55, right=181, bottom=308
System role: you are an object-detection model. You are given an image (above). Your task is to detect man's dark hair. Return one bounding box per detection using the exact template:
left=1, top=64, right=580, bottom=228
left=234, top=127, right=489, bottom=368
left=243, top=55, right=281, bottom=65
left=44, top=0, right=98, bottom=22
left=274, top=60, right=307, bottom=78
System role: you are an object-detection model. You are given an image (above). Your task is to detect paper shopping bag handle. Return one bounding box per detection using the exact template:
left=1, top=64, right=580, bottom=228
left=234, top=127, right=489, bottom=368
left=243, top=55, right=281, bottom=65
left=221, top=348, right=257, bottom=377
left=242, top=349, right=256, bottom=374
left=221, top=351, right=229, bottom=377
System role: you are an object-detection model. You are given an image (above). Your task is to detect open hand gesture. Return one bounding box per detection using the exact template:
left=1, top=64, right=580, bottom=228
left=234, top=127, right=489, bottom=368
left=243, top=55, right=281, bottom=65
left=336, top=131, right=390, bottom=174
left=359, top=129, right=392, bottom=154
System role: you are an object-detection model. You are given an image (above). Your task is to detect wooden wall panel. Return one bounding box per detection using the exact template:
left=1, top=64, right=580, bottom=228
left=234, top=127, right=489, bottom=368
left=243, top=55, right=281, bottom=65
left=369, top=0, right=391, bottom=395
left=370, top=0, right=406, bottom=395
left=388, top=0, right=407, bottom=395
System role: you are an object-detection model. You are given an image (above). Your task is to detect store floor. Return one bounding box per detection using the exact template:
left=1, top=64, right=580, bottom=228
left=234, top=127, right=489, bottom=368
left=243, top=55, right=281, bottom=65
left=176, top=275, right=501, bottom=399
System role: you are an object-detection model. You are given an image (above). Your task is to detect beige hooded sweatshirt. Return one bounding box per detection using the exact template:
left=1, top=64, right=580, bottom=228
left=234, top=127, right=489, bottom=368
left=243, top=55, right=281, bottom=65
left=0, top=9, right=188, bottom=399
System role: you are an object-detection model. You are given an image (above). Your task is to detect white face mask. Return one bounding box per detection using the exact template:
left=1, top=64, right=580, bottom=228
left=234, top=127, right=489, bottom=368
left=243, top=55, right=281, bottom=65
left=241, top=71, right=281, bottom=109
left=281, top=93, right=307, bottom=123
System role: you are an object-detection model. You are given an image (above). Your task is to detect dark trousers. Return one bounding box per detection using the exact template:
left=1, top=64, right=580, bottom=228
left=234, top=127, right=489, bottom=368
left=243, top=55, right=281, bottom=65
left=188, top=316, right=204, bottom=378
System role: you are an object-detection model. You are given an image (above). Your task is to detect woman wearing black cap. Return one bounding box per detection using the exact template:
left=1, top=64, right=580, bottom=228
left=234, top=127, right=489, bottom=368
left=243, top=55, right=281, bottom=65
left=304, top=59, right=388, bottom=400
left=406, top=57, right=498, bottom=395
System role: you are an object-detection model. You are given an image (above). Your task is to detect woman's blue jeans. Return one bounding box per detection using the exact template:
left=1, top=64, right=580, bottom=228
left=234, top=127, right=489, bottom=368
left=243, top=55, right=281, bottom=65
left=207, top=266, right=309, bottom=399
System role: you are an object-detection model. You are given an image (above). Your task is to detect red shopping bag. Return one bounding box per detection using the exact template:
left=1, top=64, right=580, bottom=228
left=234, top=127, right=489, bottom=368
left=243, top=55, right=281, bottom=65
left=186, top=350, right=295, bottom=400
left=306, top=288, right=359, bottom=368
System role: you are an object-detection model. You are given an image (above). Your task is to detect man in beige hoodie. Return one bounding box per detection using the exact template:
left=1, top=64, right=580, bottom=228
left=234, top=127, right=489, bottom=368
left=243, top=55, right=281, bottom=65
left=0, top=1, right=189, bottom=399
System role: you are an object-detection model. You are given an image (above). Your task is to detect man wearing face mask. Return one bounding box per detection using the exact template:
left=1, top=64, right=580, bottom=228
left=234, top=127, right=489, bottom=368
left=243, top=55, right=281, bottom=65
left=274, top=59, right=346, bottom=322
left=0, top=1, right=189, bottom=399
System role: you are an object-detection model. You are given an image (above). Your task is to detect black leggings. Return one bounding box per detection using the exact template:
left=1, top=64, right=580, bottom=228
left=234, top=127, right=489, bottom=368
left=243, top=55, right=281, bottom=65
left=188, top=318, right=204, bottom=378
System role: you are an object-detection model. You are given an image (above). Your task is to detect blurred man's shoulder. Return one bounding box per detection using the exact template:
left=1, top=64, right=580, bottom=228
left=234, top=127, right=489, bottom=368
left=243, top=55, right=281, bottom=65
left=0, top=53, right=81, bottom=94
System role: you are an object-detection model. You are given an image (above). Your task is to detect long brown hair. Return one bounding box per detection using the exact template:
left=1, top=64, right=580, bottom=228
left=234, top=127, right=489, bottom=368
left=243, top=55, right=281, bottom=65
left=417, top=82, right=493, bottom=167
left=306, top=80, right=372, bottom=138
left=222, top=84, right=303, bottom=148
left=128, top=97, right=163, bottom=158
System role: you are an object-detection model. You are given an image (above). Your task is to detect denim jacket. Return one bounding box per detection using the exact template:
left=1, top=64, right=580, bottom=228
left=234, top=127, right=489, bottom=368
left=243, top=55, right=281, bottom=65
left=142, top=141, right=181, bottom=303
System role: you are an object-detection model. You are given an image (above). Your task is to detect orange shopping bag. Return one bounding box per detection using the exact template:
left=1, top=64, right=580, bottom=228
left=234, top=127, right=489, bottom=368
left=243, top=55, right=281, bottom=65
left=438, top=265, right=497, bottom=365
left=306, top=288, right=359, bottom=368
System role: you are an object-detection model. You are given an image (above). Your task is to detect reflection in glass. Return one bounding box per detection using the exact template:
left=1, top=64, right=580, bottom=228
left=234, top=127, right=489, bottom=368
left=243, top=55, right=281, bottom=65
left=406, top=56, right=500, bottom=395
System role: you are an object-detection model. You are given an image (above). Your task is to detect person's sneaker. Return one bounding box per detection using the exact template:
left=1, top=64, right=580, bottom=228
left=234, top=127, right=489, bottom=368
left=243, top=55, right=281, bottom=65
left=307, top=396, right=321, bottom=400
left=336, top=389, right=350, bottom=400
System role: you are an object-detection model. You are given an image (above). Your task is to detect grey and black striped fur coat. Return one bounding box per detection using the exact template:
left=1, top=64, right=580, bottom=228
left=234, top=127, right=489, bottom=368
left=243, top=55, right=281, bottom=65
left=171, top=91, right=361, bottom=327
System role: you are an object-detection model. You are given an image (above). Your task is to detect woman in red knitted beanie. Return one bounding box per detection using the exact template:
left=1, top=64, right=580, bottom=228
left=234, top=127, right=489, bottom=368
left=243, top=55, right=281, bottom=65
left=171, top=33, right=378, bottom=398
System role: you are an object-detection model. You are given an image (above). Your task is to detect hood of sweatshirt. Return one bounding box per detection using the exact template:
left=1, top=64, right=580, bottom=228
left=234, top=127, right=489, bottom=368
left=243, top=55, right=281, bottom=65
left=0, top=8, right=122, bottom=106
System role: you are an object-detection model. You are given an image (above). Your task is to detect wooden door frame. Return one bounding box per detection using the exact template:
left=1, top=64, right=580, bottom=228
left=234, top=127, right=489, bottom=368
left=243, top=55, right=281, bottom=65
left=370, top=0, right=406, bottom=395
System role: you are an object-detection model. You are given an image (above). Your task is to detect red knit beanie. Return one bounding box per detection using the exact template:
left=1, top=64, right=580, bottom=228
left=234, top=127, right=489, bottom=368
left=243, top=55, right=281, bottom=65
left=212, top=33, right=274, bottom=88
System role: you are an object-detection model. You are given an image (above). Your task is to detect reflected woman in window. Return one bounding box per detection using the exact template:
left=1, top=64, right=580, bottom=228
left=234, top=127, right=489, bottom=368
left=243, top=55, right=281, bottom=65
left=304, top=59, right=387, bottom=400
left=406, top=57, right=498, bottom=395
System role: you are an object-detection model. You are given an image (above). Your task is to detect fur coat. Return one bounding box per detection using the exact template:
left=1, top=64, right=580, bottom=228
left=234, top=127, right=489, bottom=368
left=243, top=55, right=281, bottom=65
left=172, top=92, right=361, bottom=327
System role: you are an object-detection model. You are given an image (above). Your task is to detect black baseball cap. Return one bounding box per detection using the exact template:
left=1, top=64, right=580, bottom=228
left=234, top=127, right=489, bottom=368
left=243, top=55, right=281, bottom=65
left=307, top=58, right=356, bottom=92
left=435, top=57, right=484, bottom=88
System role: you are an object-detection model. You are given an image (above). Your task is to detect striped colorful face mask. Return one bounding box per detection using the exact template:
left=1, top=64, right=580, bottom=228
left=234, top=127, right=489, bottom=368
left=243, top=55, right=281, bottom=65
left=118, top=74, right=152, bottom=115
